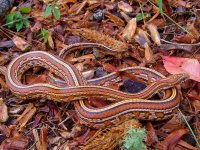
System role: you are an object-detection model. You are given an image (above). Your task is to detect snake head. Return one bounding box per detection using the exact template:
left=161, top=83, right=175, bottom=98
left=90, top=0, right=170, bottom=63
left=162, top=73, right=190, bottom=86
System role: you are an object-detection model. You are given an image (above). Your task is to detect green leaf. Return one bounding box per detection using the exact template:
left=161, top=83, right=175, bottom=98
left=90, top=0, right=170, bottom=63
left=15, top=12, right=23, bottom=19
left=16, top=21, right=23, bottom=31
left=157, top=0, right=163, bottom=16
left=44, top=4, right=52, bottom=18
left=136, top=13, right=151, bottom=21
left=19, top=6, right=32, bottom=14
left=53, top=7, right=60, bottom=20
left=23, top=19, right=30, bottom=27
left=42, top=28, right=49, bottom=43
left=136, top=13, right=143, bottom=21
left=6, top=13, right=15, bottom=28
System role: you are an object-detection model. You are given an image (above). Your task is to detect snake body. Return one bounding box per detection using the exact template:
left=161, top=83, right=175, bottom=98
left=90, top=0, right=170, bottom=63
left=5, top=43, right=189, bottom=128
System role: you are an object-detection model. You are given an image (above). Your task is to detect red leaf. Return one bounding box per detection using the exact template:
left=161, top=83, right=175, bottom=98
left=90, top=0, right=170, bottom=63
left=162, top=56, right=200, bottom=82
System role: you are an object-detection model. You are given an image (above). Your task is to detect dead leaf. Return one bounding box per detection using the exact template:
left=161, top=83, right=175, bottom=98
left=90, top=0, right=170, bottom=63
left=105, top=11, right=125, bottom=26
left=33, top=129, right=42, bottom=150
left=25, top=74, right=48, bottom=85
left=12, top=35, right=31, bottom=51
left=78, top=1, right=89, bottom=14
left=192, top=100, right=200, bottom=114
left=82, top=70, right=95, bottom=80
left=160, top=112, right=192, bottom=133
left=118, top=1, right=133, bottom=13
left=144, top=44, right=154, bottom=62
left=0, top=135, right=29, bottom=150
left=187, top=20, right=200, bottom=40
left=77, top=128, right=96, bottom=144
left=162, top=56, right=200, bottom=82
left=0, top=124, right=10, bottom=137
left=178, top=140, right=199, bottom=150
left=32, top=113, right=43, bottom=128
left=173, top=35, right=197, bottom=44
left=31, top=21, right=42, bottom=32
left=17, top=103, right=37, bottom=131
left=134, top=28, right=151, bottom=47
left=0, top=40, right=14, bottom=49
left=40, top=126, right=48, bottom=150
left=145, top=122, right=158, bottom=146
left=156, top=129, right=188, bottom=150
left=48, top=33, right=54, bottom=49
left=0, top=98, right=9, bottom=122
left=146, top=23, right=161, bottom=45
left=122, top=18, right=137, bottom=41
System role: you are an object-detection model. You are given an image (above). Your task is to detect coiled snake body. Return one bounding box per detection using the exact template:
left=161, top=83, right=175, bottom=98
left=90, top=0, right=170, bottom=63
left=4, top=43, right=189, bottom=128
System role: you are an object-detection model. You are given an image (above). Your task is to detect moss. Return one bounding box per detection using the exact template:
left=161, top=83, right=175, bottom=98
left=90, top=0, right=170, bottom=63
left=121, top=128, right=147, bottom=150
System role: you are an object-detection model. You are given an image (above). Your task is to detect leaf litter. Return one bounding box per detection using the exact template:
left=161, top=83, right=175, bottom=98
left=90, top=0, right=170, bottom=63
left=0, top=0, right=199, bottom=149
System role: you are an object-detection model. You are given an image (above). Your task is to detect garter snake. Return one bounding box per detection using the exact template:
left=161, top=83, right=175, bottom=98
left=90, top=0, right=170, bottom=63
left=4, top=43, right=189, bottom=128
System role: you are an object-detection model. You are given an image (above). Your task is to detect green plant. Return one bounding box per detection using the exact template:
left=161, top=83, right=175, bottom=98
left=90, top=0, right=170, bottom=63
left=136, top=13, right=151, bottom=21
left=156, top=0, right=163, bottom=16
left=178, top=109, right=200, bottom=148
left=42, top=28, right=49, bottom=43
left=44, top=1, right=60, bottom=20
left=121, top=128, right=147, bottom=150
left=41, top=28, right=54, bottom=49
left=6, top=11, right=30, bottom=31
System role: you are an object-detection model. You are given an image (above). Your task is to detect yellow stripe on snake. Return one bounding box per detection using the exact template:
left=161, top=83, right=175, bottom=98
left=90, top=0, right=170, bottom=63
left=2, top=43, right=189, bottom=128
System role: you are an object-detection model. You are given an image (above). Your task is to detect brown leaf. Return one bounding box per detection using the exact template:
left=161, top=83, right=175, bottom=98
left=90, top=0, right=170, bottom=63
left=0, top=54, right=10, bottom=65
left=0, top=98, right=9, bottom=122
left=148, top=18, right=166, bottom=28
left=12, top=35, right=31, bottom=51
left=33, top=129, right=42, bottom=150
left=156, top=129, right=188, bottom=150
left=146, top=23, right=161, bottom=45
left=105, top=11, right=125, bottom=27
left=48, top=33, right=54, bottom=49
left=144, top=44, right=154, bottom=62
left=75, top=0, right=88, bottom=14
left=160, top=112, right=191, bottom=133
left=134, top=28, right=151, bottom=47
left=102, top=63, right=118, bottom=73
left=40, top=126, right=48, bottom=150
left=32, top=113, right=43, bottom=128
left=178, top=140, right=199, bottom=150
left=123, top=58, right=137, bottom=66
left=25, top=74, right=48, bottom=85
left=0, top=135, right=29, bottom=150
left=118, top=1, right=133, bottom=13
left=187, top=20, right=200, bottom=40
left=173, top=35, right=197, bottom=44
left=0, top=67, right=8, bottom=90
left=77, top=128, right=96, bottom=144
left=192, top=100, right=200, bottom=114
left=9, top=105, right=24, bottom=114
left=145, top=122, right=158, bottom=146
left=60, top=131, right=73, bottom=139
left=82, top=70, right=95, bottom=80
left=17, top=103, right=37, bottom=131
left=31, top=21, right=42, bottom=32
left=122, top=18, right=137, bottom=41
left=0, top=124, right=10, bottom=137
